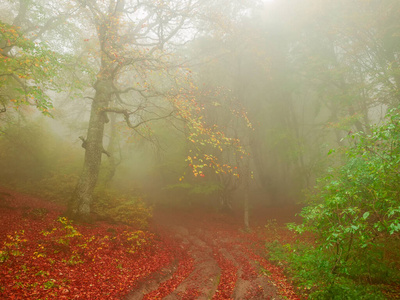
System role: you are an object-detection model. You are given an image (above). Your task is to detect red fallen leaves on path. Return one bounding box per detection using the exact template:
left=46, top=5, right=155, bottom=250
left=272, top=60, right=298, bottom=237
left=0, top=189, right=173, bottom=300
left=142, top=253, right=195, bottom=299
left=149, top=209, right=301, bottom=300
left=212, top=249, right=238, bottom=300
left=0, top=188, right=302, bottom=299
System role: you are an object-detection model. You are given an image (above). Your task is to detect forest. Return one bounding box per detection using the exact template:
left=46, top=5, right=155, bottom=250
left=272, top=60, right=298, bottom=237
left=0, top=0, right=400, bottom=299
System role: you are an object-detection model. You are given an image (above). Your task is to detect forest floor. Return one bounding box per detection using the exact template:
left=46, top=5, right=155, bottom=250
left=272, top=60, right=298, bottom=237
left=0, top=188, right=303, bottom=299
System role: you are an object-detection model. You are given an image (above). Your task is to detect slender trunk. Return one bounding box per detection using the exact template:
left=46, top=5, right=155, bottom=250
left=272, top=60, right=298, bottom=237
left=234, top=50, right=251, bottom=228
left=241, top=158, right=250, bottom=230
left=250, top=134, right=272, bottom=193
left=243, top=177, right=250, bottom=231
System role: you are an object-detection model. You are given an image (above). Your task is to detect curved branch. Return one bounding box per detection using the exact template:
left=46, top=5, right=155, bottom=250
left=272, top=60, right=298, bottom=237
left=103, top=107, right=176, bottom=130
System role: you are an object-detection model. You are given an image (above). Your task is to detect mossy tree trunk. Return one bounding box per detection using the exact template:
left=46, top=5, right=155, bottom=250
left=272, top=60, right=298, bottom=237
left=103, top=112, right=120, bottom=186
left=68, top=79, right=113, bottom=221
left=67, top=1, right=123, bottom=221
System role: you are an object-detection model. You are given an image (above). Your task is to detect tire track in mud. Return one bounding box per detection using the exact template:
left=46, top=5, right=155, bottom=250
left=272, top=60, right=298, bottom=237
left=162, top=226, right=221, bottom=300
left=127, top=209, right=297, bottom=299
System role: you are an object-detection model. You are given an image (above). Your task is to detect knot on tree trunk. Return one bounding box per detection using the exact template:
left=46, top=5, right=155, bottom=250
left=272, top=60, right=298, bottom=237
left=78, top=136, right=111, bottom=157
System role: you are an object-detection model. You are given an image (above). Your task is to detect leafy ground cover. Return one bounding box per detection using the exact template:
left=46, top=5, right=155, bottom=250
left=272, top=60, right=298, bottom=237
left=0, top=188, right=174, bottom=299
left=0, top=188, right=302, bottom=299
left=128, top=206, right=302, bottom=300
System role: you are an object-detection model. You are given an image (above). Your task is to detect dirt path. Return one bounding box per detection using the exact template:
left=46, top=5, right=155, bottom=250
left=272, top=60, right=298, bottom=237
left=0, top=187, right=300, bottom=299
left=126, top=208, right=299, bottom=300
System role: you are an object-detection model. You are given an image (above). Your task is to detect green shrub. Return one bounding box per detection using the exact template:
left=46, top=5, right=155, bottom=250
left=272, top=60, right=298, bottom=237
left=92, top=187, right=153, bottom=229
left=268, top=107, right=400, bottom=299
left=266, top=241, right=387, bottom=299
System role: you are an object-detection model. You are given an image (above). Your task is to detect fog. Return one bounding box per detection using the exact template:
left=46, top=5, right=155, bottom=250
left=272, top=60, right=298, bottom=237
left=1, top=0, right=399, bottom=223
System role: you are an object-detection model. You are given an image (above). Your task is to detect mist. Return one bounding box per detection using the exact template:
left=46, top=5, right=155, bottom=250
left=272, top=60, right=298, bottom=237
left=1, top=0, right=400, bottom=298
left=2, top=0, right=396, bottom=207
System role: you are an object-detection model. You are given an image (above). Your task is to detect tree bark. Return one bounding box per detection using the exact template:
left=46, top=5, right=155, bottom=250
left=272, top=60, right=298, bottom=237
left=103, top=112, right=120, bottom=186
left=243, top=164, right=250, bottom=231
left=67, top=79, right=112, bottom=220
left=67, top=0, right=124, bottom=221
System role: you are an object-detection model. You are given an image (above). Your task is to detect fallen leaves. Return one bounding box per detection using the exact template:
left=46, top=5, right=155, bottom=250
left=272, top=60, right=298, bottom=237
left=0, top=188, right=302, bottom=299
left=0, top=189, right=173, bottom=300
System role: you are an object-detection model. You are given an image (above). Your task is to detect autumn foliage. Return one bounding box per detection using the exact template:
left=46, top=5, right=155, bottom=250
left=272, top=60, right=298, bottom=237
left=0, top=189, right=170, bottom=299
left=0, top=188, right=303, bottom=299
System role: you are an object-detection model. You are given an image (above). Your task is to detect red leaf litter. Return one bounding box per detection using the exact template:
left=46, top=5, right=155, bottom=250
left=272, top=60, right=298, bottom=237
left=0, top=188, right=302, bottom=299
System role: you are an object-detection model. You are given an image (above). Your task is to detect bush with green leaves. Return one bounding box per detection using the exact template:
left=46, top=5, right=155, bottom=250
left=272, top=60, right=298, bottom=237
left=266, top=240, right=391, bottom=299
left=92, top=187, right=153, bottom=230
left=297, top=107, right=400, bottom=266
left=269, top=107, right=400, bottom=299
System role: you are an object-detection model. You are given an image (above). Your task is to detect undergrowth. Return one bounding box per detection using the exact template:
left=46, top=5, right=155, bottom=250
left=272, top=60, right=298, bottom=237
left=0, top=195, right=161, bottom=299
left=265, top=240, right=400, bottom=299
left=265, top=107, right=400, bottom=299
left=93, top=187, right=153, bottom=230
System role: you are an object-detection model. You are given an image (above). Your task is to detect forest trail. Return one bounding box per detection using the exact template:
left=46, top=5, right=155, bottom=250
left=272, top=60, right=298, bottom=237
left=0, top=188, right=300, bottom=299
left=126, top=207, right=300, bottom=300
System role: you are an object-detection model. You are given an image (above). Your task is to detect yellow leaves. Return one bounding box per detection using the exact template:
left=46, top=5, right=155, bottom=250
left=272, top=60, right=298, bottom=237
left=32, top=252, right=46, bottom=259
left=172, top=83, right=251, bottom=181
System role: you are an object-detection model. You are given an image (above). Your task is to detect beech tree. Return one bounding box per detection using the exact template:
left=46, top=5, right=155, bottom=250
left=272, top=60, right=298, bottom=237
left=67, top=0, right=251, bottom=220
left=0, top=0, right=77, bottom=117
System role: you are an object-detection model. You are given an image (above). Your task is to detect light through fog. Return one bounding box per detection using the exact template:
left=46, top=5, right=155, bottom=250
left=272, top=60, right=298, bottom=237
left=1, top=1, right=399, bottom=298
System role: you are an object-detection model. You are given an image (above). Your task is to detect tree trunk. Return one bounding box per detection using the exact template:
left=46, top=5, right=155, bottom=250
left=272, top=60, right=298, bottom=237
left=242, top=160, right=251, bottom=231
left=103, top=113, right=119, bottom=186
left=243, top=183, right=250, bottom=231
left=219, top=192, right=233, bottom=213
left=68, top=79, right=112, bottom=221
left=67, top=0, right=124, bottom=221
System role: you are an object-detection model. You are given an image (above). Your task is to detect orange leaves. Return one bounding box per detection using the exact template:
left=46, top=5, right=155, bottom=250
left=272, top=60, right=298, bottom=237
left=169, top=77, right=252, bottom=182
left=185, top=152, right=242, bottom=179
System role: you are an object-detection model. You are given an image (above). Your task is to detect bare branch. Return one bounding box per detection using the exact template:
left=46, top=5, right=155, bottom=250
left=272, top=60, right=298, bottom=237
left=103, top=106, right=176, bottom=130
